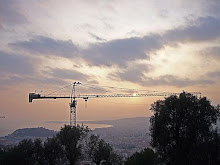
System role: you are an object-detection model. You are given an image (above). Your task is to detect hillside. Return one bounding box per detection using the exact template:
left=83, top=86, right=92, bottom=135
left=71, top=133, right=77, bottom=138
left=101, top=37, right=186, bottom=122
left=0, top=127, right=56, bottom=146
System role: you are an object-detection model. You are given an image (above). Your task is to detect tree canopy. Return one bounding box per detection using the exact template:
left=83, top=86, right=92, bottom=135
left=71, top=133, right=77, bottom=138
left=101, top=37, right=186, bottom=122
left=124, top=148, right=160, bottom=165
left=87, top=134, right=122, bottom=165
left=57, top=124, right=90, bottom=165
left=150, top=92, right=220, bottom=165
left=0, top=124, right=124, bottom=165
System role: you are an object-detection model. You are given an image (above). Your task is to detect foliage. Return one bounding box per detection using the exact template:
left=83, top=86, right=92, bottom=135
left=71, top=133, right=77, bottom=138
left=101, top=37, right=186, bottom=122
left=44, top=136, right=63, bottom=165
left=0, top=125, right=90, bottom=165
left=150, top=92, right=220, bottom=165
left=87, top=134, right=122, bottom=165
left=32, top=138, right=44, bottom=164
left=0, top=139, right=35, bottom=164
left=124, top=148, right=160, bottom=165
left=0, top=124, right=125, bottom=165
left=57, top=124, right=90, bottom=165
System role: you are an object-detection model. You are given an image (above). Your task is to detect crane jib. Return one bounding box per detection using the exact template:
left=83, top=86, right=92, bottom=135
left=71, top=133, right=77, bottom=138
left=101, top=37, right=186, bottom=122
left=29, top=92, right=201, bottom=102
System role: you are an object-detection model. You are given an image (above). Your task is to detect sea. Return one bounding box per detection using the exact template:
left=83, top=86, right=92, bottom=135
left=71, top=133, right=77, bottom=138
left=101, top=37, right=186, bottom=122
left=0, top=120, right=112, bottom=137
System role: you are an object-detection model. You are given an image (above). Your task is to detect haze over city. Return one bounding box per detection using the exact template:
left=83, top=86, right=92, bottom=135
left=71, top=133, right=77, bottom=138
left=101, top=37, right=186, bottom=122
left=0, top=0, right=220, bottom=135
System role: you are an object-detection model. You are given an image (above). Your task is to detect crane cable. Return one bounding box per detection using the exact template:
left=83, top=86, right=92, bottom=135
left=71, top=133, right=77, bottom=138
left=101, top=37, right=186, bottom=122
left=82, top=83, right=163, bottom=93
left=81, top=84, right=109, bottom=93
left=47, top=83, right=74, bottom=95
left=45, top=82, right=198, bottom=97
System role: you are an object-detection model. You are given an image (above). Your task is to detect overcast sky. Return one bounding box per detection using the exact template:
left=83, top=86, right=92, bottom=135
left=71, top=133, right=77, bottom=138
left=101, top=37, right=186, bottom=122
left=0, top=0, right=220, bottom=128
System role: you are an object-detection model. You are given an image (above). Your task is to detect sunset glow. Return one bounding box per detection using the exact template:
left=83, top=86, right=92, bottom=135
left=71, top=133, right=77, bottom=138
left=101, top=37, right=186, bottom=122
left=0, top=0, right=220, bottom=136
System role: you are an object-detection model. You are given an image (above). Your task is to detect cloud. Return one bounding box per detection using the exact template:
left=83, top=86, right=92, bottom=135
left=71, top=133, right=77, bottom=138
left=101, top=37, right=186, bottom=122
left=0, top=0, right=27, bottom=26
left=206, top=0, right=220, bottom=16
left=164, top=16, right=220, bottom=43
left=201, top=46, right=220, bottom=59
left=0, top=51, right=78, bottom=88
left=0, top=51, right=40, bottom=87
left=9, top=34, right=164, bottom=67
left=82, top=34, right=164, bottom=67
left=7, top=16, right=220, bottom=69
left=111, top=70, right=214, bottom=87
left=110, top=64, right=150, bottom=84
left=48, top=68, right=90, bottom=81
left=0, top=51, right=34, bottom=75
left=9, top=36, right=79, bottom=58
left=206, top=71, right=220, bottom=78
left=141, top=75, right=214, bottom=87
left=89, top=32, right=107, bottom=42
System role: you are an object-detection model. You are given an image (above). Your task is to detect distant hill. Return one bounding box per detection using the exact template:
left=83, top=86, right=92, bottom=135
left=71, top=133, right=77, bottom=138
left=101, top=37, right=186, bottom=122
left=0, top=127, right=56, bottom=146
left=11, top=127, right=56, bottom=137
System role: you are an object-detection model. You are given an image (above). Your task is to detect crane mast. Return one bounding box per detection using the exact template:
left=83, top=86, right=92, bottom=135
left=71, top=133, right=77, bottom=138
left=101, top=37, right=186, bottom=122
left=29, top=82, right=201, bottom=126
left=69, top=82, right=80, bottom=126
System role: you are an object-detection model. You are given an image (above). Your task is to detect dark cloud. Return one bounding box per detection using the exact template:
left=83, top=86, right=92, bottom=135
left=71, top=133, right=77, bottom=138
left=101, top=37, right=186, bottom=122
left=201, top=46, right=220, bottom=59
left=9, top=36, right=79, bottom=58
left=164, top=16, right=220, bottom=43
left=206, top=0, right=220, bottom=17
left=0, top=51, right=86, bottom=88
left=7, top=16, right=220, bottom=69
left=111, top=70, right=214, bottom=87
left=89, top=32, right=107, bottom=42
left=0, top=51, right=34, bottom=75
left=49, top=68, right=90, bottom=81
left=141, top=75, right=214, bottom=87
left=9, top=34, right=164, bottom=67
left=110, top=64, right=150, bottom=84
left=0, top=51, right=39, bottom=87
left=82, top=34, right=164, bottom=67
left=0, top=0, right=27, bottom=26
left=0, top=75, right=67, bottom=90
left=206, top=71, right=220, bottom=78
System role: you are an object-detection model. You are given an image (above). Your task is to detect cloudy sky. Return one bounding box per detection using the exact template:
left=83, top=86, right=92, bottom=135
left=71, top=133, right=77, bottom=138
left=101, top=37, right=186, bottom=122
left=0, top=0, right=220, bottom=129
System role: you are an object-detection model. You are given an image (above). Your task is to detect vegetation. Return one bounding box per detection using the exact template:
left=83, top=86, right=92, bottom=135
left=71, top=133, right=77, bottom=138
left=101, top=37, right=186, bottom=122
left=57, top=125, right=90, bottom=165
left=150, top=92, right=220, bottom=165
left=124, top=148, right=160, bottom=165
left=43, top=136, right=63, bottom=165
left=124, top=92, right=220, bottom=165
left=0, top=125, right=121, bottom=165
left=87, top=134, right=123, bottom=165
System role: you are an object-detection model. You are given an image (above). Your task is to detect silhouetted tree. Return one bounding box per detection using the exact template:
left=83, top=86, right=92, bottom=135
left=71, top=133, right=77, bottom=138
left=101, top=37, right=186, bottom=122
left=57, top=125, right=90, bottom=165
left=150, top=92, right=220, bottom=165
left=9, top=139, right=35, bottom=164
left=32, top=138, right=44, bottom=164
left=44, top=136, right=63, bottom=165
left=87, top=134, right=122, bottom=165
left=124, top=148, right=160, bottom=165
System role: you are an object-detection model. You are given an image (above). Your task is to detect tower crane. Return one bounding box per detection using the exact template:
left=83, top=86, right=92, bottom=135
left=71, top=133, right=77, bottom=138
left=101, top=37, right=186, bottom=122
left=29, top=82, right=201, bottom=126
